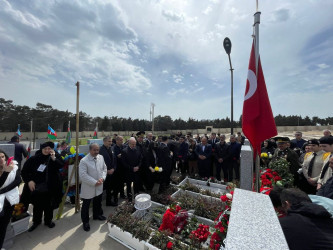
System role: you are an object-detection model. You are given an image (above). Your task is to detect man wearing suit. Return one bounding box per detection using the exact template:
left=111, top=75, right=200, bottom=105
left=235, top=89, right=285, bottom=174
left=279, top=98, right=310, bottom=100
left=112, top=136, right=126, bottom=199
left=177, top=136, right=189, bottom=177
left=208, top=133, right=219, bottom=176
left=121, top=137, right=142, bottom=202
left=195, top=136, right=212, bottom=178
left=157, top=136, right=172, bottom=191
left=227, top=135, right=241, bottom=181
left=99, top=136, right=117, bottom=206
left=215, top=135, right=230, bottom=182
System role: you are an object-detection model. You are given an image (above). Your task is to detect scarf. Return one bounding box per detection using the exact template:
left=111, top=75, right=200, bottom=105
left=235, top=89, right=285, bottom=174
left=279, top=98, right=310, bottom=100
left=0, top=162, right=20, bottom=213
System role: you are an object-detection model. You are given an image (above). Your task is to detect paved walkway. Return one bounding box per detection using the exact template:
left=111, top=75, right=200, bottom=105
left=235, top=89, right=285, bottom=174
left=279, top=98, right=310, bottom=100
left=10, top=199, right=128, bottom=250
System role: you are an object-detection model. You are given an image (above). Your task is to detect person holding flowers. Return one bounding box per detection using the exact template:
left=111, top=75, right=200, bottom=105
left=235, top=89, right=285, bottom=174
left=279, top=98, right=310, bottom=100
left=0, top=150, right=21, bottom=248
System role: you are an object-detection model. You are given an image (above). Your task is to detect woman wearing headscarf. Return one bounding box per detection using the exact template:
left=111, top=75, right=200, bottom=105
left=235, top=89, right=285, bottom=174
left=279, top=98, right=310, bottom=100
left=0, top=150, right=21, bottom=248
left=21, top=142, right=64, bottom=232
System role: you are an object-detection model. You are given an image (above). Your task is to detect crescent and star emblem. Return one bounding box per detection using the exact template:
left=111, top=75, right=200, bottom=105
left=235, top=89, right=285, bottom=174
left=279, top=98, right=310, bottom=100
left=244, top=69, right=257, bottom=101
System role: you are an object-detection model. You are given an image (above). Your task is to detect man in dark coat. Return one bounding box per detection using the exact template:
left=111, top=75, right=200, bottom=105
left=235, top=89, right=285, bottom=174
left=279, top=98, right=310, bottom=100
left=99, top=136, right=117, bottom=206
left=195, top=136, right=212, bottom=178
left=177, top=136, right=189, bottom=177
left=279, top=188, right=333, bottom=249
left=112, top=135, right=126, bottom=199
left=157, top=136, right=172, bottom=191
left=272, top=137, right=301, bottom=186
left=290, top=131, right=307, bottom=150
left=208, top=132, right=219, bottom=177
left=215, top=134, right=230, bottom=182
left=227, top=135, right=241, bottom=181
left=121, top=137, right=142, bottom=202
left=8, top=136, right=27, bottom=170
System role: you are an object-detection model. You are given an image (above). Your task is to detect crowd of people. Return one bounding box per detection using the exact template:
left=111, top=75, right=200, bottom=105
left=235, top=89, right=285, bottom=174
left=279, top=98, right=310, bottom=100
left=0, top=129, right=333, bottom=247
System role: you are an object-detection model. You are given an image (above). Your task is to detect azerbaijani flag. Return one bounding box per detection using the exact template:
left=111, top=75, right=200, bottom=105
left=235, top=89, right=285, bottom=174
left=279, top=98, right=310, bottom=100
left=16, top=124, right=22, bottom=137
left=66, top=121, right=71, bottom=144
left=48, top=125, right=57, bottom=140
left=93, top=126, right=97, bottom=139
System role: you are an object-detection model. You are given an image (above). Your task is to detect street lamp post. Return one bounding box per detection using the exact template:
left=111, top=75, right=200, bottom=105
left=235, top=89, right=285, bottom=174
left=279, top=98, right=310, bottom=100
left=223, top=37, right=234, bottom=135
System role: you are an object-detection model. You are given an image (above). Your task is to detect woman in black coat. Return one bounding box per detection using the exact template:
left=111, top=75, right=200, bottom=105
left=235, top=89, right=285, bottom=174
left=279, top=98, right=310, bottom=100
left=21, top=142, right=64, bottom=232
left=0, top=150, right=21, bottom=248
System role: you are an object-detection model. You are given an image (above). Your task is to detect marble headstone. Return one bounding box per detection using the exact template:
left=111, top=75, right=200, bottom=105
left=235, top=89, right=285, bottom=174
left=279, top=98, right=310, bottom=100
left=0, top=144, right=15, bottom=158
left=225, top=189, right=289, bottom=250
left=240, top=145, right=253, bottom=191
left=87, top=139, right=103, bottom=146
left=78, top=145, right=89, bottom=154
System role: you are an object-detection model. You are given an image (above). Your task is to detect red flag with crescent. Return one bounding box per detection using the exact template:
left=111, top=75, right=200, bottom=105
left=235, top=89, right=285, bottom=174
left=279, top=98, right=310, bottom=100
left=242, top=40, right=277, bottom=156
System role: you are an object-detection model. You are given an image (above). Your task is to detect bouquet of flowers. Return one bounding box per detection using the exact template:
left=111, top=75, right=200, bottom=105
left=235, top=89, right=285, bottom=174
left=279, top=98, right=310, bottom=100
left=12, top=203, right=30, bottom=222
left=159, top=204, right=188, bottom=233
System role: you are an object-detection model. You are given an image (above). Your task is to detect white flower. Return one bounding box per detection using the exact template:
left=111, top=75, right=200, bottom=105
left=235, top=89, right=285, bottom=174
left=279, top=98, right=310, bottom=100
left=226, top=193, right=233, bottom=199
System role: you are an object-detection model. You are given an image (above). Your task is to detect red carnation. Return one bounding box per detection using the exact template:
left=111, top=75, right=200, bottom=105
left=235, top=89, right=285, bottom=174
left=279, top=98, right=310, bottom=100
left=220, top=195, right=227, bottom=202
left=166, top=241, right=173, bottom=249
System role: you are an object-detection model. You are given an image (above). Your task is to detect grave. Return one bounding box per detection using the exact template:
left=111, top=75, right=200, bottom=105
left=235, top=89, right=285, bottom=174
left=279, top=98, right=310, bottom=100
left=225, top=189, right=288, bottom=249
left=240, top=145, right=253, bottom=191
left=87, top=139, right=103, bottom=146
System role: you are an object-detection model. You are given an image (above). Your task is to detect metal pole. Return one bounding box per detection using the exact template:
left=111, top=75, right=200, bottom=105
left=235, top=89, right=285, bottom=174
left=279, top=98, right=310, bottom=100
left=151, top=103, right=155, bottom=133
left=254, top=4, right=261, bottom=193
left=75, top=81, right=80, bottom=213
left=227, top=54, right=234, bottom=135
left=254, top=12, right=261, bottom=75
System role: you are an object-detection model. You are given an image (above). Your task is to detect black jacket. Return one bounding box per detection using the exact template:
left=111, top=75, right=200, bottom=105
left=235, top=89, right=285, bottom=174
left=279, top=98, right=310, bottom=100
left=280, top=202, right=333, bottom=250
left=157, top=143, right=171, bottom=170
left=215, top=141, right=230, bottom=162
left=99, top=145, right=115, bottom=170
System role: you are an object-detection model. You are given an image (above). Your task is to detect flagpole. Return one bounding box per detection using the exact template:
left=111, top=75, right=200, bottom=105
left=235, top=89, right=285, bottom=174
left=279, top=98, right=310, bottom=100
left=30, top=120, right=33, bottom=149
left=254, top=2, right=261, bottom=192
left=75, top=81, right=80, bottom=213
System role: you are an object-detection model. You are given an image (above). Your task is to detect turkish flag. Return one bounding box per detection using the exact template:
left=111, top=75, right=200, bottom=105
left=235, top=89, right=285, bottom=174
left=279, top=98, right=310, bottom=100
left=242, top=41, right=277, bottom=156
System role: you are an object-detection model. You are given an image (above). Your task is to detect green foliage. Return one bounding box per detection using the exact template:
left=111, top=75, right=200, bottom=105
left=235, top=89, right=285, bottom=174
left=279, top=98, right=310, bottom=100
left=1, top=98, right=332, bottom=132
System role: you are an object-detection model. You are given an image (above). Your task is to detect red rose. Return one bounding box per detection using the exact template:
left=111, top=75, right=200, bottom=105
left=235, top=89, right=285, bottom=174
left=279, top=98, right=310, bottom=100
left=166, top=241, right=173, bottom=249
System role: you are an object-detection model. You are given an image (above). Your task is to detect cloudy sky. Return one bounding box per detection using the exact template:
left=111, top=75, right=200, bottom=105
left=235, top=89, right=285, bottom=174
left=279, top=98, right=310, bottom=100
left=1, top=0, right=332, bottom=121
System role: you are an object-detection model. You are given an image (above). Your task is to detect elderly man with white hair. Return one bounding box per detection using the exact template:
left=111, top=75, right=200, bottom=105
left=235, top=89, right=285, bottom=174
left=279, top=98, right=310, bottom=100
left=121, top=137, right=143, bottom=202
left=79, top=143, right=107, bottom=232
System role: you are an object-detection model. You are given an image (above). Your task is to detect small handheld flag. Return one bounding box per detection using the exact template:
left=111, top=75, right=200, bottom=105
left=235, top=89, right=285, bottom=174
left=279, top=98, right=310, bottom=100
left=16, top=124, right=22, bottom=137
left=66, top=121, right=71, bottom=144
left=48, top=125, right=57, bottom=140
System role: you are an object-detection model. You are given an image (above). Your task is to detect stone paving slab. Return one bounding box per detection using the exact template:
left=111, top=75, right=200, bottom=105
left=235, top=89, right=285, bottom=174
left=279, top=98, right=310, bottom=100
left=10, top=201, right=128, bottom=250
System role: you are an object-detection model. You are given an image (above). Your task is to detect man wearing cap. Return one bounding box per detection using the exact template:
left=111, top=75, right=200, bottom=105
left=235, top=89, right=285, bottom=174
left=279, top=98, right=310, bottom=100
left=290, top=132, right=307, bottom=150
left=301, top=139, right=329, bottom=194
left=317, top=136, right=333, bottom=191
left=79, top=143, right=107, bottom=231
left=272, top=137, right=300, bottom=185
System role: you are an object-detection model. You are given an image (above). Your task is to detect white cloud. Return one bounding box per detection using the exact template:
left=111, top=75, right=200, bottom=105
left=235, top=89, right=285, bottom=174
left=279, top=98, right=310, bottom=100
left=202, top=6, right=213, bottom=15
left=173, top=74, right=184, bottom=84
left=317, top=63, right=330, bottom=69
left=0, top=0, right=332, bottom=120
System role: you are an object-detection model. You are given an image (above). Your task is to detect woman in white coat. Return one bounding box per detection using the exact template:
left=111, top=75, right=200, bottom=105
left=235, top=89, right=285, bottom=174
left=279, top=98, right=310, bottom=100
left=79, top=143, right=107, bottom=232
left=0, top=150, right=21, bottom=248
